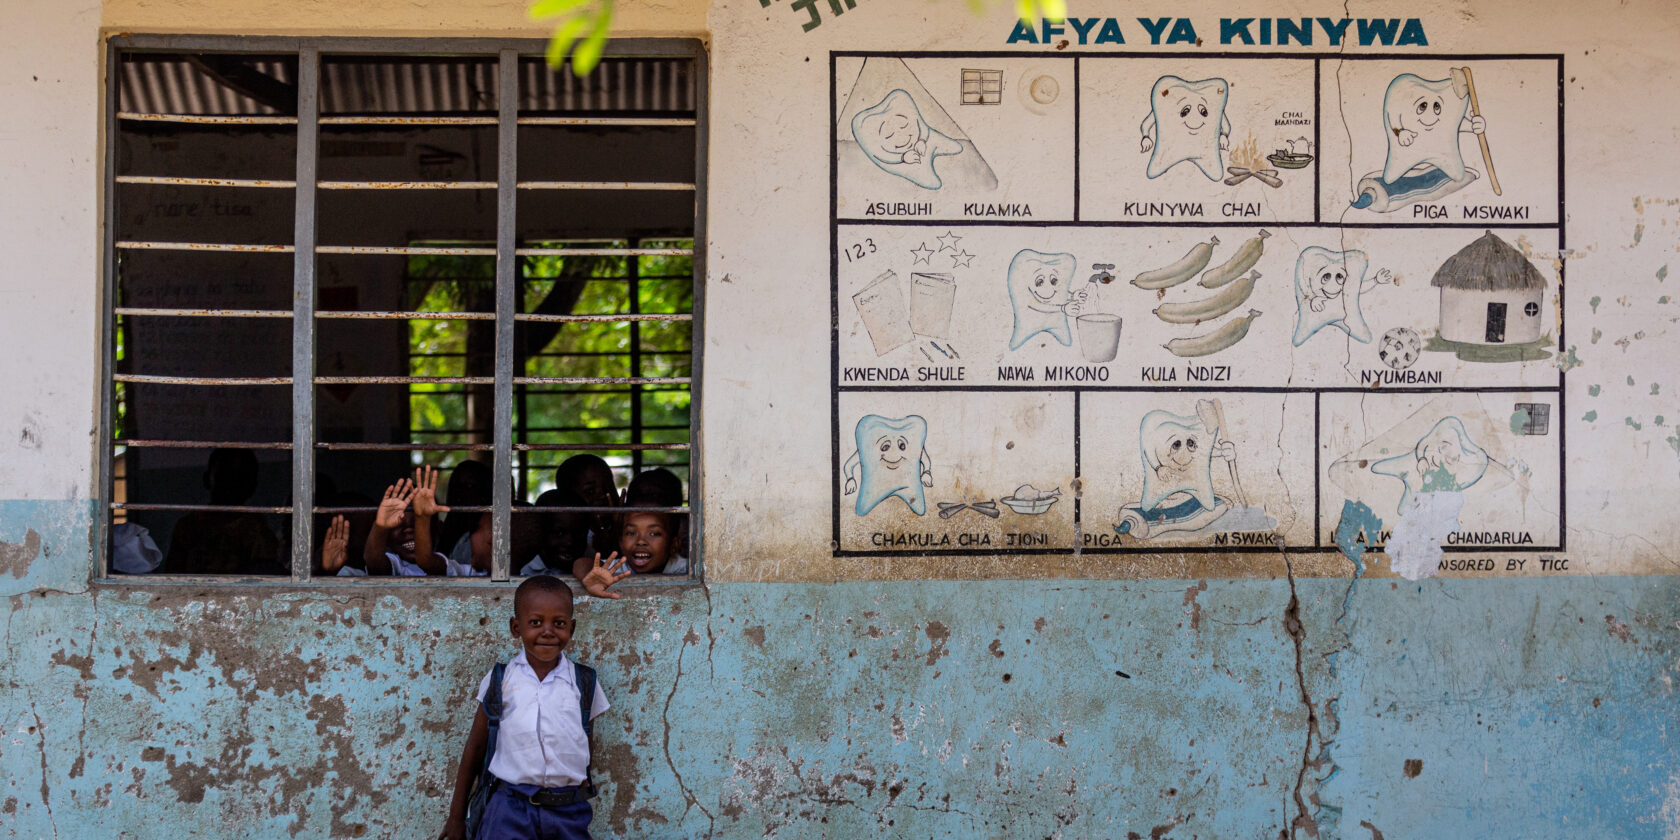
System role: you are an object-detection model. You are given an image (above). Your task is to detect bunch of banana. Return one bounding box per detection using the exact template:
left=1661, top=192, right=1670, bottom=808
left=1131, top=236, right=1219, bottom=289
left=1164, top=309, right=1263, bottom=357
left=1153, top=271, right=1259, bottom=325
left=1199, top=229, right=1270, bottom=288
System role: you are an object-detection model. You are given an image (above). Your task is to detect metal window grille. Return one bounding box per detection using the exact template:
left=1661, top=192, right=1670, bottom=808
left=102, top=36, right=706, bottom=582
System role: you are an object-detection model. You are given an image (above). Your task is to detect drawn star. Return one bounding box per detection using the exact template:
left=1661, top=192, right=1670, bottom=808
left=936, top=231, right=963, bottom=252
left=910, top=242, right=935, bottom=264
left=950, top=250, right=975, bottom=268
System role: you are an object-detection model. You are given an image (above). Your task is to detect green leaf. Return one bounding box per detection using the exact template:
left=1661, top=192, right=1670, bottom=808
left=1015, top=0, right=1033, bottom=23
left=570, top=3, right=614, bottom=75
left=545, top=16, right=589, bottom=68
left=528, top=0, right=590, bottom=20
left=1038, top=0, right=1066, bottom=21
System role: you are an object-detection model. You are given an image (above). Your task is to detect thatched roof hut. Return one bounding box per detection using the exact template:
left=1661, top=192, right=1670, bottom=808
left=1431, top=231, right=1548, bottom=346
left=1430, top=231, right=1546, bottom=291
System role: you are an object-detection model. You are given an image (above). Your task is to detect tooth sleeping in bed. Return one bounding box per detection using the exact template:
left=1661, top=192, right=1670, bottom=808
left=842, top=414, right=934, bottom=516
left=1371, top=416, right=1490, bottom=514
left=1351, top=73, right=1488, bottom=212
left=852, top=89, right=965, bottom=190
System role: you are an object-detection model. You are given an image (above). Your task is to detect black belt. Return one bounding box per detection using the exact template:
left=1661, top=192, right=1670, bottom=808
left=512, top=782, right=596, bottom=808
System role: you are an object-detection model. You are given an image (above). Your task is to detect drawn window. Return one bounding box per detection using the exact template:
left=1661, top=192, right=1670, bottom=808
left=104, top=38, right=704, bottom=583
left=960, top=69, right=1003, bottom=105
left=1513, top=403, right=1551, bottom=436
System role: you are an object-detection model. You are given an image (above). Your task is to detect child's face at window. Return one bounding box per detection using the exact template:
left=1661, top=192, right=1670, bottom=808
left=392, top=510, right=417, bottom=560
left=619, top=512, right=671, bottom=574
left=469, top=513, right=492, bottom=573
left=510, top=589, right=574, bottom=668
left=575, top=466, right=616, bottom=508
left=541, top=512, right=584, bottom=561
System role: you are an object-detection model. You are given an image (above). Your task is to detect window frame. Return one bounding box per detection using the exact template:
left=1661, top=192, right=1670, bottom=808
left=97, top=35, right=708, bottom=586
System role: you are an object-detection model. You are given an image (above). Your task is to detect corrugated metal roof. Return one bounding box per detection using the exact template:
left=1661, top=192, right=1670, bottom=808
left=119, top=56, right=294, bottom=116
left=118, top=54, right=696, bottom=116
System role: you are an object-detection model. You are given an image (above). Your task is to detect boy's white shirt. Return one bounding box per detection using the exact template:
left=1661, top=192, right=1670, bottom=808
left=477, top=651, right=610, bottom=788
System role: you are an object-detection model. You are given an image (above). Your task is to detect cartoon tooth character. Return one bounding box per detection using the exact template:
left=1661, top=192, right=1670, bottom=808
left=852, top=89, right=964, bottom=190
left=1290, top=247, right=1394, bottom=346
left=1139, top=408, right=1233, bottom=512
left=842, top=414, right=934, bottom=516
left=1006, top=249, right=1087, bottom=350
left=1139, top=76, right=1232, bottom=181
left=1351, top=73, right=1488, bottom=211
left=1370, top=416, right=1489, bottom=513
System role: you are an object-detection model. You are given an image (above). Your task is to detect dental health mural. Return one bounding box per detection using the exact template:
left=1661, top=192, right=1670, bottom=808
left=843, top=414, right=934, bottom=516
left=831, top=51, right=1565, bottom=568
left=1352, top=69, right=1495, bottom=213
left=1139, top=75, right=1233, bottom=181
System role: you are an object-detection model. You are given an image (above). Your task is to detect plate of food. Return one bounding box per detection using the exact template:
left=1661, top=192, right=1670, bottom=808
left=999, top=484, right=1061, bottom=515
left=1266, top=150, right=1314, bottom=170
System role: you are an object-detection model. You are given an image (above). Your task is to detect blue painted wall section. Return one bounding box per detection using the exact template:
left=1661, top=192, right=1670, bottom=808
left=2, top=504, right=1676, bottom=838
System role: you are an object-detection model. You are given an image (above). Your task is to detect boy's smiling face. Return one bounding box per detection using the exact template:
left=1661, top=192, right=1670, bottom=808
left=619, top=512, right=672, bottom=574
left=511, top=588, right=574, bottom=673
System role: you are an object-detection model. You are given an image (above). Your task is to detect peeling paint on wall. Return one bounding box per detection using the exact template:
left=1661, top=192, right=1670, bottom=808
left=1386, top=492, right=1463, bottom=580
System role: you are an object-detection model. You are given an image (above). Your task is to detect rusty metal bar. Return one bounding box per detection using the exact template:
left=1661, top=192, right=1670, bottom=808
left=514, top=443, right=690, bottom=451
left=516, top=247, right=692, bottom=257
left=292, top=45, right=320, bottom=582
left=514, top=376, right=690, bottom=385
left=99, top=38, right=119, bottom=578
left=116, top=439, right=293, bottom=449
left=319, top=115, right=497, bottom=125
left=118, top=111, right=299, bottom=125
left=688, top=47, right=710, bottom=580
left=517, top=116, right=695, bottom=126
left=492, top=49, right=517, bottom=582
left=516, top=506, right=688, bottom=514
left=316, top=245, right=495, bottom=256
left=116, top=241, right=295, bottom=252
left=514, top=313, right=691, bottom=323
left=517, top=180, right=694, bottom=191
left=318, top=180, right=496, bottom=190
left=115, top=308, right=292, bottom=318
left=315, top=442, right=494, bottom=451
left=116, top=175, right=299, bottom=188
left=629, top=239, right=644, bottom=473
left=315, top=376, right=494, bottom=385
left=113, top=503, right=292, bottom=513
left=314, top=505, right=492, bottom=514
left=114, top=374, right=291, bottom=385
left=315, top=310, right=494, bottom=321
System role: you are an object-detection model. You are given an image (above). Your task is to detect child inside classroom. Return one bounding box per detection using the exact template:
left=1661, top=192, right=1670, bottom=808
left=571, top=508, right=682, bottom=598
left=322, top=466, right=488, bottom=577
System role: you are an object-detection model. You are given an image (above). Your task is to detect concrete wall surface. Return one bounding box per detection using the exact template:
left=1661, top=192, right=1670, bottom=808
left=2, top=565, right=1677, bottom=837
left=1, top=0, right=1678, bottom=836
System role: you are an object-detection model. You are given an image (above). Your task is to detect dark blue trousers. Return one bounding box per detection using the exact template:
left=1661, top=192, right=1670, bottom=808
left=474, top=782, right=593, bottom=840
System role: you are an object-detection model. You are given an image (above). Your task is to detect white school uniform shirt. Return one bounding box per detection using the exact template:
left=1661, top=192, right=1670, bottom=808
left=336, top=551, right=484, bottom=577
left=477, top=651, right=610, bottom=788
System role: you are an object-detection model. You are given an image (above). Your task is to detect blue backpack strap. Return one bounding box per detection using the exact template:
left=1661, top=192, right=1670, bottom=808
left=480, top=662, right=507, bottom=776
left=573, top=660, right=597, bottom=737
left=574, top=660, right=597, bottom=787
